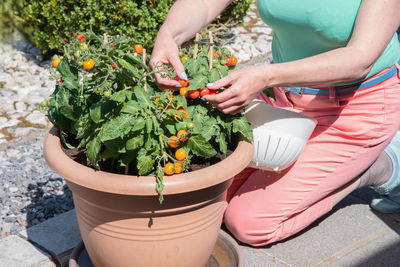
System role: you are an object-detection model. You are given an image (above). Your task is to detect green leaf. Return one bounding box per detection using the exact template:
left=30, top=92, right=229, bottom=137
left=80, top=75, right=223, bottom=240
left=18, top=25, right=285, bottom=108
left=137, top=154, right=154, bottom=176
left=131, top=118, right=146, bottom=132
left=216, top=132, right=227, bottom=155
left=56, top=89, right=78, bottom=121
left=120, top=151, right=137, bottom=166
left=126, top=135, right=144, bottom=150
left=101, top=148, right=120, bottom=159
left=125, top=53, right=150, bottom=71
left=232, top=116, right=254, bottom=141
left=145, top=118, right=152, bottom=133
left=104, top=138, right=126, bottom=153
left=187, top=135, right=217, bottom=158
left=61, top=76, right=79, bottom=91
left=218, top=65, right=229, bottom=76
left=89, top=102, right=102, bottom=123
left=118, top=58, right=140, bottom=77
left=201, top=118, right=218, bottom=141
left=133, top=86, right=151, bottom=108
left=110, top=90, right=132, bottom=102
left=121, top=100, right=140, bottom=115
left=74, top=113, right=93, bottom=139
left=86, top=137, right=101, bottom=170
left=187, top=75, right=208, bottom=91
left=165, top=124, right=176, bottom=135
left=209, top=68, right=221, bottom=82
left=152, top=116, right=163, bottom=135
left=99, top=114, right=135, bottom=142
left=156, top=167, right=164, bottom=203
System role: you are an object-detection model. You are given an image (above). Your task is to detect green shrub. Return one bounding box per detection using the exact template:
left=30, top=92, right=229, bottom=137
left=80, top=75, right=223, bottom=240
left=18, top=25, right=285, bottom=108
left=13, top=0, right=252, bottom=53
left=0, top=0, right=21, bottom=42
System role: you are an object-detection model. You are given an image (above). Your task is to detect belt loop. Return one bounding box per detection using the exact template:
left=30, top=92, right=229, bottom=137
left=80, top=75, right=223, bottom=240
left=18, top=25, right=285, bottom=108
left=395, top=61, right=400, bottom=79
left=328, top=87, right=336, bottom=102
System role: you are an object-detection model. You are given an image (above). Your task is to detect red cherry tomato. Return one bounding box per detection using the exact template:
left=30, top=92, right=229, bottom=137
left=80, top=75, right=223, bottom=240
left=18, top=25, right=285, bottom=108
left=188, top=89, right=199, bottom=99
left=199, top=87, right=210, bottom=97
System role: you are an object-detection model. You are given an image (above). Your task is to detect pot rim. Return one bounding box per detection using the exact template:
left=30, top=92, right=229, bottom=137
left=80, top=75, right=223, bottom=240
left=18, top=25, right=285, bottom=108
left=44, top=127, right=253, bottom=196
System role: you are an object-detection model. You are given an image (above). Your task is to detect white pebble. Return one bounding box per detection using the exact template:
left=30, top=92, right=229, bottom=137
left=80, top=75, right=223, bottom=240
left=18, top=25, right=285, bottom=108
left=25, top=110, right=48, bottom=126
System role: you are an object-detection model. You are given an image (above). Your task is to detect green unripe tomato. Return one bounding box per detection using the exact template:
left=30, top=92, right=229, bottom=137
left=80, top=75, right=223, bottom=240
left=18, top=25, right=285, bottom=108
left=186, top=122, right=195, bottom=130
left=74, top=50, right=81, bottom=58
left=104, top=90, right=112, bottom=97
left=78, top=42, right=88, bottom=50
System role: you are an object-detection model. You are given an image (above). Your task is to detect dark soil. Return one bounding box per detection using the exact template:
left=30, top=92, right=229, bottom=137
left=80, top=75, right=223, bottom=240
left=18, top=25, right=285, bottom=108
left=61, top=135, right=237, bottom=175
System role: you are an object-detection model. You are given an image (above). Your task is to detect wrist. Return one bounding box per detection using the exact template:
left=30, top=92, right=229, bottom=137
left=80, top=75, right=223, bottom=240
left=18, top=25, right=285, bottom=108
left=256, top=64, right=276, bottom=89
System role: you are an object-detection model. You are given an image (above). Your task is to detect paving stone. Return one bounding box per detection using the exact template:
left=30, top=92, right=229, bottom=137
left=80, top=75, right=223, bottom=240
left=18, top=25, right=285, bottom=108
left=0, top=235, right=55, bottom=267
left=324, top=227, right=400, bottom=267
left=240, top=245, right=286, bottom=267
left=257, top=195, right=399, bottom=267
left=19, top=209, right=81, bottom=264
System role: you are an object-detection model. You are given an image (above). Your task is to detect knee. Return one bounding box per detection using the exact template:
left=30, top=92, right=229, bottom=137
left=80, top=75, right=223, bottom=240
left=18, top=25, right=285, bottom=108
left=224, top=204, right=278, bottom=246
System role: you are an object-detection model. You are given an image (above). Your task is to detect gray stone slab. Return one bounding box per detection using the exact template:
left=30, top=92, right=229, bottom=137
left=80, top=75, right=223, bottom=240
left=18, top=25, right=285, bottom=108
left=240, top=245, right=286, bottom=267
left=0, top=235, right=55, bottom=267
left=19, top=209, right=81, bottom=264
left=325, top=227, right=400, bottom=267
left=256, top=195, right=399, bottom=267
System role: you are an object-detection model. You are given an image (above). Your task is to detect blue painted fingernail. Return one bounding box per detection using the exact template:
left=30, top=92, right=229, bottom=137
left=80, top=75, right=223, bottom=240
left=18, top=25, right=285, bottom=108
left=175, top=84, right=182, bottom=88
left=206, top=83, right=214, bottom=87
left=180, top=72, right=188, bottom=81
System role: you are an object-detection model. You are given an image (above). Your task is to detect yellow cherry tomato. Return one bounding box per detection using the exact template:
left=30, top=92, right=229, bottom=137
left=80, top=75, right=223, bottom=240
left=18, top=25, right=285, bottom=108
left=52, top=57, right=61, bottom=68
left=83, top=59, right=95, bottom=70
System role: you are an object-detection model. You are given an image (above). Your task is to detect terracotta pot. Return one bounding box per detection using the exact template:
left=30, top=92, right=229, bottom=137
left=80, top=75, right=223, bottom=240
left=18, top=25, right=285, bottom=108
left=44, top=127, right=253, bottom=267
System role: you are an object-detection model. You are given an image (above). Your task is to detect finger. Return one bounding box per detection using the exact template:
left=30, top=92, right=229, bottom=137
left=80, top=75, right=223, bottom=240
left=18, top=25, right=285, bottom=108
left=168, top=55, right=188, bottom=81
left=154, top=72, right=181, bottom=87
left=206, top=74, right=234, bottom=90
left=203, top=86, right=237, bottom=105
left=152, top=61, right=181, bottom=87
left=221, top=105, right=245, bottom=115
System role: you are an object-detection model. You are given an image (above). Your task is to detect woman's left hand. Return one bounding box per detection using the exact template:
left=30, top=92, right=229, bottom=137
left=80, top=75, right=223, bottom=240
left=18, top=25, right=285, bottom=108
left=203, top=65, right=270, bottom=114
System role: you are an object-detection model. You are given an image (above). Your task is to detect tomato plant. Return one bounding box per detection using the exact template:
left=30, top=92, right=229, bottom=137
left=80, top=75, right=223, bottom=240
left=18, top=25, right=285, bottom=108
left=46, top=31, right=253, bottom=203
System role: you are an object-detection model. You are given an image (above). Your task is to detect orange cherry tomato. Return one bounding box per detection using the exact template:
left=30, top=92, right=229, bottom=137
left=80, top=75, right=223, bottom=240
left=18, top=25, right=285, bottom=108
left=52, top=57, right=61, bottom=68
left=178, top=109, right=190, bottom=119
left=164, top=163, right=174, bottom=175
left=180, top=87, right=188, bottom=97
left=155, top=97, right=160, bottom=103
left=199, top=87, right=210, bottom=97
left=212, top=51, right=220, bottom=58
left=188, top=89, right=199, bottom=99
left=75, top=33, right=85, bottom=42
left=169, top=136, right=179, bottom=148
left=179, top=79, right=189, bottom=87
left=230, top=56, right=238, bottom=65
left=83, top=59, right=95, bottom=70
left=177, top=130, right=188, bottom=142
left=174, top=162, right=183, bottom=174
left=175, top=148, right=187, bottom=161
left=134, top=44, right=143, bottom=54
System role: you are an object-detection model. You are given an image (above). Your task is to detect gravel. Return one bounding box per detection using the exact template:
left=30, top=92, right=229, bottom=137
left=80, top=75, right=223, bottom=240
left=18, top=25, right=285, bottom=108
left=0, top=136, right=74, bottom=237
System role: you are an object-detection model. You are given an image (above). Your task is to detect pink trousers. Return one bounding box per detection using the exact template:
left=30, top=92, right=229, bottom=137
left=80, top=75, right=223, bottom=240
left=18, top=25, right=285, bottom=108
left=224, top=63, right=400, bottom=246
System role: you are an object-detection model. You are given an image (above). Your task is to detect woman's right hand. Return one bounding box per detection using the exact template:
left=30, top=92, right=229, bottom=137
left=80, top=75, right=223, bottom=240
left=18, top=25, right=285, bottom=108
left=149, top=30, right=188, bottom=91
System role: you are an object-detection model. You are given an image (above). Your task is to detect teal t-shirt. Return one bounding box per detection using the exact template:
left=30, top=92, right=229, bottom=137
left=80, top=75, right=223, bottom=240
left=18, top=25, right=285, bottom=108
left=257, top=0, right=400, bottom=82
